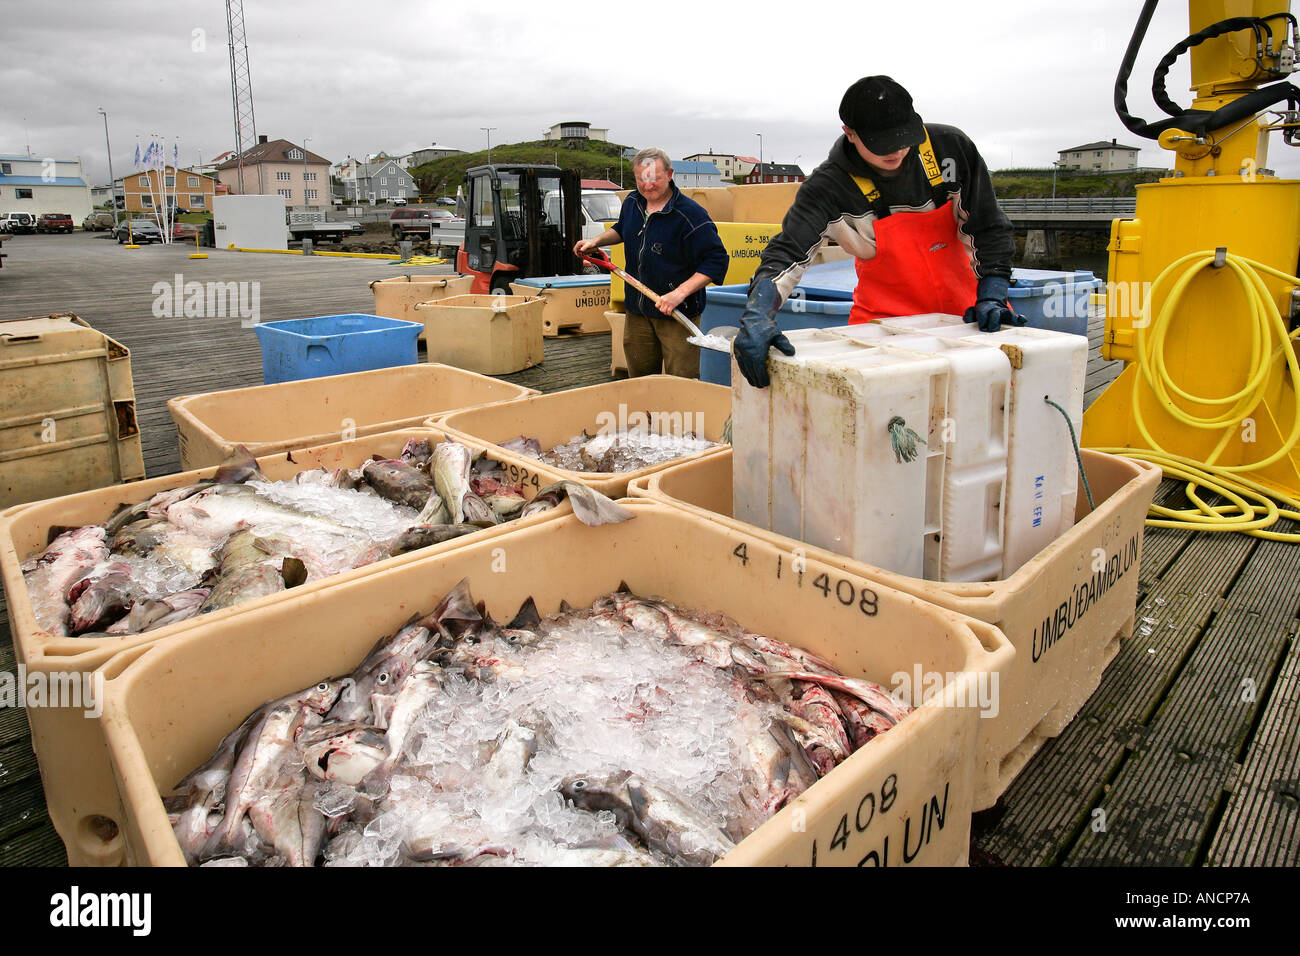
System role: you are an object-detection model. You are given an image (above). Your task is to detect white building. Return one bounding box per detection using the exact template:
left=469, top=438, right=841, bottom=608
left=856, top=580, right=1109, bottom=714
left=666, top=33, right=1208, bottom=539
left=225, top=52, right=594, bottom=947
left=1058, top=139, right=1141, bottom=172
left=0, top=155, right=93, bottom=222
left=682, top=152, right=758, bottom=181
left=543, top=122, right=609, bottom=143
left=670, top=160, right=723, bottom=188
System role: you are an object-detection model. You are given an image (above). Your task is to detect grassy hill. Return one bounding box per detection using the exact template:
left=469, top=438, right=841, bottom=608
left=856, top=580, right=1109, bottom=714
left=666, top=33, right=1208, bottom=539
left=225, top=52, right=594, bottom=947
left=412, top=140, right=634, bottom=198
left=991, top=168, right=1169, bottom=198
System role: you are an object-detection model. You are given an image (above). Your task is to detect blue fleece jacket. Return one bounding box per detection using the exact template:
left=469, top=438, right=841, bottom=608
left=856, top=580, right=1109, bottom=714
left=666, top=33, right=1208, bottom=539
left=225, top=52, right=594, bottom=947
left=613, top=181, right=728, bottom=318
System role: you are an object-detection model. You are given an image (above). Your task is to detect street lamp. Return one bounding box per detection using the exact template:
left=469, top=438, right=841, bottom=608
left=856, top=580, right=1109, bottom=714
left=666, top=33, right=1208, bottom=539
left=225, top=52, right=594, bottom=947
left=1051, top=160, right=1063, bottom=200
left=97, top=108, right=119, bottom=226
left=302, top=137, right=311, bottom=209
left=756, top=133, right=763, bottom=180
left=481, top=127, right=497, bottom=165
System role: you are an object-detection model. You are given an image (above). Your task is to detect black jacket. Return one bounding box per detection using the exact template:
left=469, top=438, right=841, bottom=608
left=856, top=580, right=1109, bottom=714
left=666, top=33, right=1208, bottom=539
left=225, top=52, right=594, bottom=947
left=752, top=125, right=1014, bottom=303
left=613, top=181, right=729, bottom=318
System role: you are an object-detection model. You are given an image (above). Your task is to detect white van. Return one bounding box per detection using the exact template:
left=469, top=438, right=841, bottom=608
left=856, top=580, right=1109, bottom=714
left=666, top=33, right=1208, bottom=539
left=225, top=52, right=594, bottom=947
left=543, top=189, right=623, bottom=241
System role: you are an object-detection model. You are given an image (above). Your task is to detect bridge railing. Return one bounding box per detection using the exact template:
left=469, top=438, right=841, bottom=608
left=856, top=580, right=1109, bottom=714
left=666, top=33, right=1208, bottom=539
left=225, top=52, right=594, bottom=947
left=998, top=197, right=1137, bottom=216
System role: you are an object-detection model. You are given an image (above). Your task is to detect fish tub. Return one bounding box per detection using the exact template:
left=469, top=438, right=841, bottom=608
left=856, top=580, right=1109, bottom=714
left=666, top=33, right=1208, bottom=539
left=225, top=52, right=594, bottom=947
left=0, top=427, right=575, bottom=866
left=253, top=314, right=422, bottom=385
left=99, top=501, right=1012, bottom=867
left=369, top=274, right=475, bottom=340
left=414, top=295, right=545, bottom=375
left=433, top=376, right=732, bottom=498
left=509, top=275, right=612, bottom=336
left=169, top=364, right=537, bottom=470
left=627, top=447, right=1160, bottom=810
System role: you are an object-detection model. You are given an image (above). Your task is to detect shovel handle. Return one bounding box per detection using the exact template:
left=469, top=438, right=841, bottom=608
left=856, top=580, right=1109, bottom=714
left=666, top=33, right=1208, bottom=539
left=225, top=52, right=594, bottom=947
left=576, top=247, right=705, bottom=337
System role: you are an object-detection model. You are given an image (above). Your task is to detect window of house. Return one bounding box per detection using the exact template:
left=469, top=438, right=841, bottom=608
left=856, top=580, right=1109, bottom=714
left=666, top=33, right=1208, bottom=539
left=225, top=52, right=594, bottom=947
left=380, top=189, right=389, bottom=198
left=1095, top=151, right=1102, bottom=157
left=381, top=177, right=387, bottom=185
left=140, top=173, right=150, bottom=188
left=287, top=149, right=303, bottom=160
left=1, top=163, right=10, bottom=174
left=304, top=172, right=316, bottom=182
left=276, top=171, right=291, bottom=181
left=16, top=188, right=33, bottom=199
left=141, top=194, right=153, bottom=208
left=190, top=195, right=205, bottom=208
left=188, top=176, right=199, bottom=187
left=305, top=189, right=318, bottom=200
left=165, top=175, right=175, bottom=187
left=278, top=189, right=292, bottom=199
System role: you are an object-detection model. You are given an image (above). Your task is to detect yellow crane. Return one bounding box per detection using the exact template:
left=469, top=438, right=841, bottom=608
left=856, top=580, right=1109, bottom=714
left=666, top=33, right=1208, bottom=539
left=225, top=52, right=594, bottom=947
left=1082, top=0, right=1300, bottom=539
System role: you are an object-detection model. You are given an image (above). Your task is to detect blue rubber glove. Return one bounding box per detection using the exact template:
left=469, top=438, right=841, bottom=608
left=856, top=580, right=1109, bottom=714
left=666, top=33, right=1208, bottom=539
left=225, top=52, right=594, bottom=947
left=963, top=276, right=1026, bottom=333
left=734, top=278, right=796, bottom=389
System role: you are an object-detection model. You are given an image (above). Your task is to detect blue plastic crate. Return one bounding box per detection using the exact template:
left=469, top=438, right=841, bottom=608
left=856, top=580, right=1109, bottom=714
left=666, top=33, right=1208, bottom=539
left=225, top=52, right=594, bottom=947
left=510, top=275, right=611, bottom=289
left=793, top=262, right=1102, bottom=335
left=253, top=314, right=422, bottom=385
left=698, top=284, right=854, bottom=386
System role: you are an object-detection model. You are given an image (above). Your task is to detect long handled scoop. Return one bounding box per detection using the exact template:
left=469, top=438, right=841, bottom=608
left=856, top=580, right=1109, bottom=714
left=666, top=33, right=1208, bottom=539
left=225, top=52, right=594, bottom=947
left=576, top=249, right=732, bottom=353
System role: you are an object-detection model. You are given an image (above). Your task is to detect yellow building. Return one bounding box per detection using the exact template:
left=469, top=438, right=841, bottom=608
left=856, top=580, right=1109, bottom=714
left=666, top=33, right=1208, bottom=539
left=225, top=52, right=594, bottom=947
left=122, top=166, right=217, bottom=214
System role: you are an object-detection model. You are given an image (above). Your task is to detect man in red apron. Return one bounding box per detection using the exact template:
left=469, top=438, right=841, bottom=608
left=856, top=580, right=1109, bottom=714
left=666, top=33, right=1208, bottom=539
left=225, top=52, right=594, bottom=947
left=734, top=76, right=1021, bottom=388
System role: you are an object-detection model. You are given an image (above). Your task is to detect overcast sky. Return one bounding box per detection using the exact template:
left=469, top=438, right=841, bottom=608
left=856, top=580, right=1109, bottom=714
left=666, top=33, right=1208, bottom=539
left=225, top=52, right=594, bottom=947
left=5, top=0, right=1299, bottom=182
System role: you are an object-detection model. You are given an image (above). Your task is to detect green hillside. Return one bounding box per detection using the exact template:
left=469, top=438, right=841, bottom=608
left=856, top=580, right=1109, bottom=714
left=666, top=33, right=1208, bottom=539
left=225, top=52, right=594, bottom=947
left=991, top=169, right=1169, bottom=198
left=412, top=140, right=635, bottom=197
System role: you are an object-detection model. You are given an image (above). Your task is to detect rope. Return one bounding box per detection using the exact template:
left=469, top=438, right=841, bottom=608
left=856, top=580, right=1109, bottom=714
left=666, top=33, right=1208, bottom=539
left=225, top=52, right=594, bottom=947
left=1045, top=396, right=1095, bottom=512
left=887, top=416, right=925, bottom=464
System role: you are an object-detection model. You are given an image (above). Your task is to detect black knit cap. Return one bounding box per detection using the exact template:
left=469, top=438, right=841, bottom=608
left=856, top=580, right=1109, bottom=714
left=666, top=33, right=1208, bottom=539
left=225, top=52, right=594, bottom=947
left=839, top=76, right=926, bottom=154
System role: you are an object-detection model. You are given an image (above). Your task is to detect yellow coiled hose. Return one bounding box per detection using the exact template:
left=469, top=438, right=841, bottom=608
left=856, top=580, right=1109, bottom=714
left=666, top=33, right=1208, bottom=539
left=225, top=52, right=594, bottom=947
left=1088, top=250, right=1300, bottom=542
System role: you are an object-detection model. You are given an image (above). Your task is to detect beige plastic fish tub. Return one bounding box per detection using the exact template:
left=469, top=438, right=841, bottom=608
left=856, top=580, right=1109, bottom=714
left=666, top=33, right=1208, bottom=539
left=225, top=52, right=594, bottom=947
left=414, top=295, right=545, bottom=375
left=627, top=447, right=1161, bottom=810
left=98, top=500, right=1012, bottom=867
left=433, top=376, right=732, bottom=498
left=169, top=364, right=537, bottom=471
left=0, top=427, right=572, bottom=867
left=369, top=274, right=474, bottom=339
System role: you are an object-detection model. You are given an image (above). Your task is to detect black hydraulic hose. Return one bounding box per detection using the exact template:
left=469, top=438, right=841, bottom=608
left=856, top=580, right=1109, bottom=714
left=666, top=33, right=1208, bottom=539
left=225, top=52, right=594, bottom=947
left=1152, top=17, right=1271, bottom=118
left=1115, top=0, right=1163, bottom=139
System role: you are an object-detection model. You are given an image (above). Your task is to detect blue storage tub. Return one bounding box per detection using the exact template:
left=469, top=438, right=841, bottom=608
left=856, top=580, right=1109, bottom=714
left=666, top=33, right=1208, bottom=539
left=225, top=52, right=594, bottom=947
left=510, top=275, right=611, bottom=289
left=793, top=261, right=1102, bottom=335
left=253, top=314, right=422, bottom=385
left=698, top=283, right=854, bottom=386
left=1006, top=269, right=1102, bottom=336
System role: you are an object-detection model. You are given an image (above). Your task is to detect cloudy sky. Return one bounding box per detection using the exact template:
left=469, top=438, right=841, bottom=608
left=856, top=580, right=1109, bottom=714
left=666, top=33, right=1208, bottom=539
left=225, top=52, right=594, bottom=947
left=6, top=0, right=1299, bottom=182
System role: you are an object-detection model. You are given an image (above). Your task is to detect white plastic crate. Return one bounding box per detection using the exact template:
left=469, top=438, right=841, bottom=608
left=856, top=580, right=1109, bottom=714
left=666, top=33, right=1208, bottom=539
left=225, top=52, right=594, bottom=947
left=877, top=335, right=1011, bottom=582
left=732, top=330, right=949, bottom=578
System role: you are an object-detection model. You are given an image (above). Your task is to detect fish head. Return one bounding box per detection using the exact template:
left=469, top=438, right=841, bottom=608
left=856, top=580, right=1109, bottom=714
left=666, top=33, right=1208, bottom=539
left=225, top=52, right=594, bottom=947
left=559, top=770, right=634, bottom=812
left=299, top=680, right=345, bottom=716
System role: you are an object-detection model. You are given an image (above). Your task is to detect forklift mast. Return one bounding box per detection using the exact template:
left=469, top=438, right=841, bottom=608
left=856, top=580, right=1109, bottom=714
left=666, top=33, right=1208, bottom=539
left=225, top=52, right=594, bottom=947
left=459, top=164, right=582, bottom=293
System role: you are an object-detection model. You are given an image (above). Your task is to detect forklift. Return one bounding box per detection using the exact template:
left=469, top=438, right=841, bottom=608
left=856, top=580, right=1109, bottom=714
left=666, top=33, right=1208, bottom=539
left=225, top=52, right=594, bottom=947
left=455, top=164, right=583, bottom=294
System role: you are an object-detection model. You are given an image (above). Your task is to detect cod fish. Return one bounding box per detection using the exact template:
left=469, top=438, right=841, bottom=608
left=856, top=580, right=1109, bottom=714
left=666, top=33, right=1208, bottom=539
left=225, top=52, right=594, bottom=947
left=431, top=442, right=473, bottom=521
left=103, top=446, right=263, bottom=537
left=561, top=770, right=735, bottom=866
left=362, top=459, right=435, bottom=510
left=199, top=531, right=306, bottom=613
left=519, top=481, right=634, bottom=526
left=21, top=525, right=110, bottom=636
left=105, top=588, right=211, bottom=635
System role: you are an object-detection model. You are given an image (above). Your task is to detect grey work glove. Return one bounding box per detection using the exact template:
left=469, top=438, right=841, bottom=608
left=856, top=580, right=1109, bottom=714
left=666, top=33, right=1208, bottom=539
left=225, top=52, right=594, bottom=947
left=734, top=278, right=795, bottom=389
left=963, top=276, right=1026, bottom=333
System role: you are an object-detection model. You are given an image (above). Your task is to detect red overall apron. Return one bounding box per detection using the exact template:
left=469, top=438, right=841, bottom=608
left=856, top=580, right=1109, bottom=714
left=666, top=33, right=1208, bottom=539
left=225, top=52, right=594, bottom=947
left=846, top=133, right=978, bottom=325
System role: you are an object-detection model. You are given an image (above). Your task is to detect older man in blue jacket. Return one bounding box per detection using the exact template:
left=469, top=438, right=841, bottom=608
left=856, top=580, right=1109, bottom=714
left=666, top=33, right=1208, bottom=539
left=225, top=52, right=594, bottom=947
left=575, top=148, right=728, bottom=378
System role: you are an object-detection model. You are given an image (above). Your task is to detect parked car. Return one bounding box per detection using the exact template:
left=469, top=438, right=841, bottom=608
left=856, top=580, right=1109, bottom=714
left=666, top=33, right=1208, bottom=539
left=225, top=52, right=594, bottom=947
left=389, top=207, right=435, bottom=239
left=427, top=208, right=464, bottom=228
left=435, top=196, right=457, bottom=207
left=114, top=219, right=164, bottom=244
left=36, top=213, right=75, bottom=234
left=170, top=222, right=198, bottom=241
left=391, top=197, right=407, bottom=206
left=0, top=212, right=36, bottom=234
left=82, top=212, right=117, bottom=231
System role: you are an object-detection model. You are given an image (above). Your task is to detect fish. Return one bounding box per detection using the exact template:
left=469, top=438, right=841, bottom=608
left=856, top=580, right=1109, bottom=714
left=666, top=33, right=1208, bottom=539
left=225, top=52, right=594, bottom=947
left=480, top=721, right=537, bottom=792
left=498, top=436, right=542, bottom=458
left=751, top=669, right=910, bottom=725
left=519, top=481, right=634, bottom=526
left=327, top=621, right=434, bottom=725
left=103, top=447, right=263, bottom=537
left=199, top=531, right=305, bottom=613
left=459, top=492, right=498, bottom=525
left=386, top=523, right=483, bottom=556
left=200, top=680, right=342, bottom=865
left=560, top=770, right=735, bottom=866
left=431, top=442, right=473, bottom=521
left=21, top=525, right=110, bottom=636
left=66, top=564, right=136, bottom=634
left=790, top=682, right=854, bottom=760
left=301, top=723, right=390, bottom=786
left=362, top=459, right=435, bottom=510
left=105, top=587, right=211, bottom=635
left=413, top=492, right=450, bottom=527
left=399, top=438, right=433, bottom=468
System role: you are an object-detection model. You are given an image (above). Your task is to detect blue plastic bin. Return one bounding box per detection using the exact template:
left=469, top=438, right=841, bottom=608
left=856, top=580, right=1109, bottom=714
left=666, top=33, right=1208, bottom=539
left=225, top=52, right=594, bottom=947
left=253, top=314, right=422, bottom=385
left=698, top=284, right=854, bottom=386
left=1006, top=269, right=1102, bottom=336
left=793, top=261, right=1102, bottom=335
left=510, top=275, right=611, bottom=290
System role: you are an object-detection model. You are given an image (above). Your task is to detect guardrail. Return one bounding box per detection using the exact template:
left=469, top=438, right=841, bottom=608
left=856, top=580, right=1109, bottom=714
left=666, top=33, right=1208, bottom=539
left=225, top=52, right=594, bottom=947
left=998, top=197, right=1137, bottom=216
